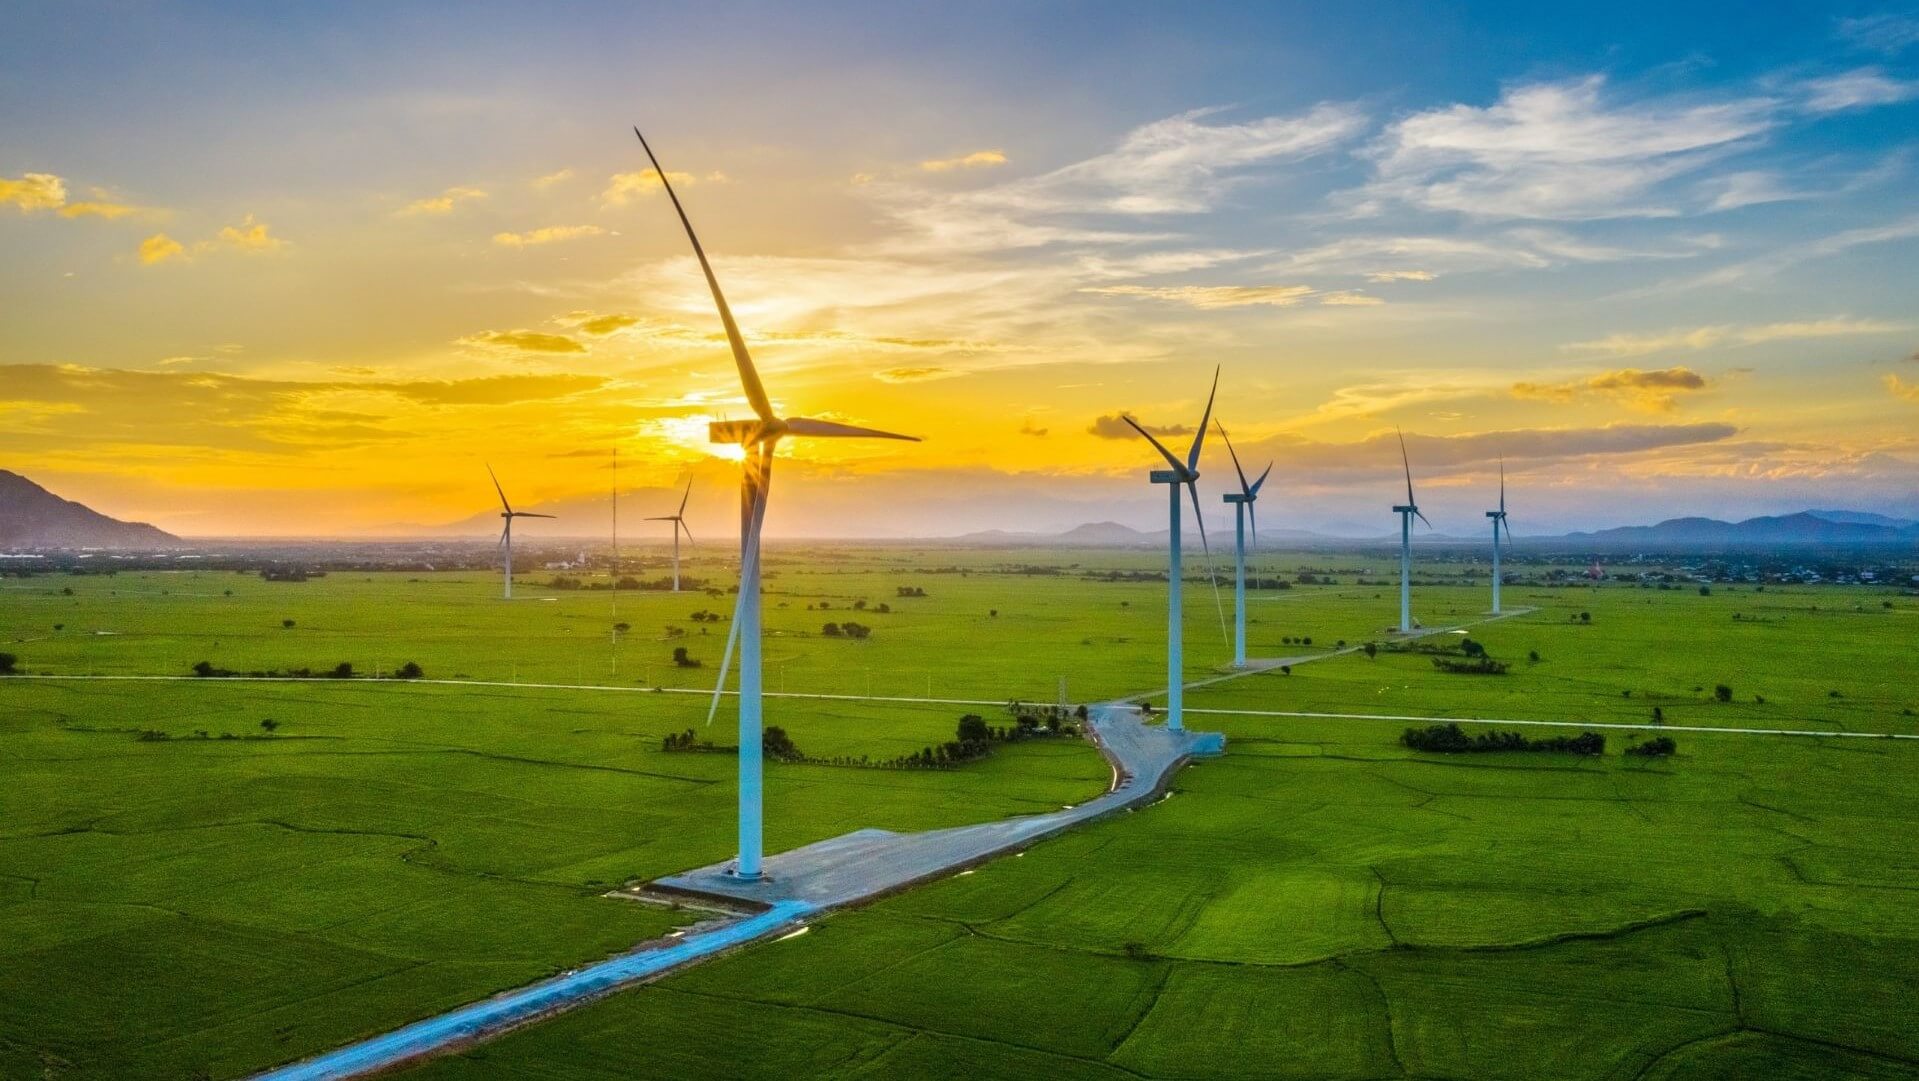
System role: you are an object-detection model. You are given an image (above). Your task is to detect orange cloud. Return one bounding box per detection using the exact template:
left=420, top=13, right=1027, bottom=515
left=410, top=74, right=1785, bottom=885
left=492, top=224, right=605, bottom=248
left=1514, top=366, right=1709, bottom=411
left=919, top=149, right=1008, bottom=173
left=0, top=172, right=68, bottom=211
left=398, top=186, right=487, bottom=216
left=458, top=329, right=586, bottom=354
left=137, top=233, right=186, bottom=265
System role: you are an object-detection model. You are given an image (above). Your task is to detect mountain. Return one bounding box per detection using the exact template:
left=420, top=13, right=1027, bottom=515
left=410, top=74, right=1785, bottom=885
left=1560, top=512, right=1917, bottom=549
left=0, top=471, right=180, bottom=549
left=1805, top=509, right=1917, bottom=529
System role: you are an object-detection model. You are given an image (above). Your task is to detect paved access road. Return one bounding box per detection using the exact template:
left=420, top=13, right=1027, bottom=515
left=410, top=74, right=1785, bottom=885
left=251, top=706, right=1221, bottom=1080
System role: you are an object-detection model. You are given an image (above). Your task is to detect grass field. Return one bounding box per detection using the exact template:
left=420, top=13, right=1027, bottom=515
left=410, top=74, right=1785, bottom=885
left=3, top=552, right=1917, bottom=1079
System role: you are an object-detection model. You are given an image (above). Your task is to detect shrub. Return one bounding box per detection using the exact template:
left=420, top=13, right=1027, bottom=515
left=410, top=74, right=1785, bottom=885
left=763, top=726, right=801, bottom=762
left=281, top=619, right=295, bottom=629
left=1652, top=706, right=1664, bottom=724
left=672, top=646, right=701, bottom=668
left=1627, top=736, right=1677, bottom=757
left=331, top=662, right=354, bottom=679
left=192, top=660, right=217, bottom=678
left=957, top=714, right=991, bottom=745
left=0, top=652, right=16, bottom=675
left=822, top=622, right=843, bottom=637
left=1699, top=585, right=1711, bottom=596
left=395, top=661, right=424, bottom=679
left=259, top=719, right=279, bottom=734
left=1714, top=684, right=1733, bottom=703
left=1431, top=655, right=1508, bottom=675
left=1401, top=723, right=1603, bottom=756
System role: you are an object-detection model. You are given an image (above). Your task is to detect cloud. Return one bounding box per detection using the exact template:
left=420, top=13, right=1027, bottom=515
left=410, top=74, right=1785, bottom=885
left=1019, top=419, right=1049, bottom=437
left=1089, top=413, right=1193, bottom=439
left=602, top=168, right=698, bottom=205
left=1318, top=291, right=1384, bottom=306
left=214, top=215, right=283, bottom=252
left=1083, top=284, right=1319, bottom=309
left=138, top=233, right=186, bottom=265
left=370, top=374, right=607, bottom=405
left=874, top=366, right=962, bottom=383
left=1562, top=317, right=1904, bottom=358
left=1356, top=75, right=1774, bottom=220
left=867, top=103, right=1366, bottom=253
left=458, top=329, right=587, bottom=354
left=531, top=168, right=575, bottom=189
left=1365, top=270, right=1436, bottom=282
left=1887, top=374, right=1919, bottom=402
left=398, top=185, right=487, bottom=216
left=1837, top=13, right=1919, bottom=54
left=920, top=150, right=1008, bottom=173
left=1799, top=68, right=1919, bottom=113
left=0, top=172, right=68, bottom=211
left=1241, top=422, right=1742, bottom=478
left=565, top=312, right=638, bottom=335
left=1513, top=366, right=1710, bottom=412
left=492, top=224, right=606, bottom=248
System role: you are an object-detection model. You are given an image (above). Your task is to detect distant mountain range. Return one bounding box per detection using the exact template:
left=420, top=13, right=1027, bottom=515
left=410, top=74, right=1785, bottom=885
left=1558, top=511, right=1919, bottom=549
left=0, top=470, right=178, bottom=549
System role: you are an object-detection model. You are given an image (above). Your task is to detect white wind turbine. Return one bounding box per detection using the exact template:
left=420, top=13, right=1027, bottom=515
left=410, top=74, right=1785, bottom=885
left=487, top=464, right=555, bottom=601
left=645, top=477, right=695, bottom=592
left=1216, top=422, right=1272, bottom=669
left=1121, top=369, right=1227, bottom=732
left=635, top=127, right=918, bottom=882
left=1392, top=429, right=1430, bottom=633
left=1486, top=459, right=1510, bottom=614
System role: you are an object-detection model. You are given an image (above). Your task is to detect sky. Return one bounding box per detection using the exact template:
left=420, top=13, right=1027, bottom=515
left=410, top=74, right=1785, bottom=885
left=4, top=1, right=1918, bottom=539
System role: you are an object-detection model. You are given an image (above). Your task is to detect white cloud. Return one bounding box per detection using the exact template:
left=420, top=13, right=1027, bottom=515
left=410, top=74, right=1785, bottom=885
left=919, top=150, right=1007, bottom=173
left=1356, top=76, right=1776, bottom=220
left=1562, top=317, right=1905, bottom=357
left=1798, top=67, right=1919, bottom=113
left=1837, top=13, right=1919, bottom=54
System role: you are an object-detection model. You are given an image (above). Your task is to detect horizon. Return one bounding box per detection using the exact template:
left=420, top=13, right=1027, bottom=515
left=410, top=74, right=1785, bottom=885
left=6, top=2, right=1919, bottom=537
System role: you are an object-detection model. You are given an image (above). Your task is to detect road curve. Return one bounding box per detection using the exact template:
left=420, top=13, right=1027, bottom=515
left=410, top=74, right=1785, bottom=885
left=249, top=705, right=1222, bottom=1080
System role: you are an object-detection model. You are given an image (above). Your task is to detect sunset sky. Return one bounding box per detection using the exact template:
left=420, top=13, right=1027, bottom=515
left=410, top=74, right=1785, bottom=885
left=4, top=2, right=1917, bottom=539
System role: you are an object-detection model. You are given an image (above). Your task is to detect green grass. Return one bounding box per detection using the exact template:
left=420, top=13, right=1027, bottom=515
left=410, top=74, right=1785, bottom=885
left=4, top=554, right=1918, bottom=1079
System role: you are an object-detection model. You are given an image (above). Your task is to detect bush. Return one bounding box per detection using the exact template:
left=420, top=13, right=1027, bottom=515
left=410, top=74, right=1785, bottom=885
left=1431, top=655, right=1508, bottom=675
left=259, top=719, right=279, bottom=734
left=281, top=619, right=295, bottom=629
left=0, top=652, right=15, bottom=675
left=821, top=622, right=843, bottom=637
left=331, top=662, right=354, bottom=679
left=1714, top=684, right=1733, bottom=703
left=957, top=714, right=991, bottom=745
left=1402, top=723, right=1603, bottom=756
left=672, top=646, right=701, bottom=668
left=192, top=660, right=218, bottom=678
left=1698, top=585, right=1712, bottom=596
left=762, top=726, right=801, bottom=762
left=1627, top=736, right=1677, bottom=757
left=395, top=661, right=424, bottom=680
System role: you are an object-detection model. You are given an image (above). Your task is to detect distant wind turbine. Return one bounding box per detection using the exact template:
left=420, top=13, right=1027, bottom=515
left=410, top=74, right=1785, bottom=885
left=645, top=476, right=695, bottom=592
left=487, top=464, right=555, bottom=601
left=635, top=126, right=918, bottom=882
left=1216, top=422, right=1272, bottom=669
left=1486, top=459, right=1510, bottom=614
left=1392, top=429, right=1430, bottom=633
left=1121, top=368, right=1227, bottom=732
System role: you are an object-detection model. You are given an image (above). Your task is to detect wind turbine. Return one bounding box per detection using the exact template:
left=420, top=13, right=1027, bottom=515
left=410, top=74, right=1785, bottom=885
left=1392, top=429, right=1430, bottom=633
left=487, top=465, right=555, bottom=601
left=635, top=127, right=918, bottom=882
left=646, top=477, right=695, bottom=592
left=1121, top=369, right=1225, bottom=732
left=1486, top=460, right=1509, bottom=614
left=1216, top=422, right=1272, bottom=669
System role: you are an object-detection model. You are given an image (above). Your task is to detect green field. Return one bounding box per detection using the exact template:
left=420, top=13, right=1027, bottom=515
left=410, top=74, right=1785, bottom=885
left=3, top=553, right=1917, bottom=1079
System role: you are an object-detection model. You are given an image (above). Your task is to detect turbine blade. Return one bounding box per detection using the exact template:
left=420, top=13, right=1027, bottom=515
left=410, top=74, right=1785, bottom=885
left=1248, top=500, right=1259, bottom=554
left=1217, top=420, right=1250, bottom=497
left=486, top=463, right=511, bottom=514
left=1250, top=462, right=1273, bottom=497
left=517, top=513, right=557, bottom=519
left=1397, top=427, right=1416, bottom=507
left=679, top=476, right=693, bottom=516
left=1121, top=415, right=1187, bottom=474
left=633, top=128, right=775, bottom=425
left=782, top=416, right=920, bottom=441
left=1186, top=366, right=1220, bottom=472
left=497, top=524, right=509, bottom=549
left=1499, top=457, right=1506, bottom=514
left=1186, top=480, right=1230, bottom=646
left=643, top=516, right=677, bottom=521
left=679, top=519, right=695, bottom=547
left=1415, top=508, right=1433, bottom=530
left=707, top=446, right=774, bottom=725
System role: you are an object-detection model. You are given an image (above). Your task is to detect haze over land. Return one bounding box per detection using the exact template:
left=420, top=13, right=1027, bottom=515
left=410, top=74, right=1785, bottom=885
left=3, top=3, right=1918, bottom=538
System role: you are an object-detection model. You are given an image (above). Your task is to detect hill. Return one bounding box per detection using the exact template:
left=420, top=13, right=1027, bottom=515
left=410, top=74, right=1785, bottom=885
left=0, top=471, right=179, bottom=549
left=1559, top=511, right=1918, bottom=549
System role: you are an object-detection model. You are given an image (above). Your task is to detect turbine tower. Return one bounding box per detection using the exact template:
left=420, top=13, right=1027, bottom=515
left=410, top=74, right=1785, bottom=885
left=635, top=127, right=918, bottom=882
left=1486, top=460, right=1509, bottom=614
left=487, top=464, right=555, bottom=601
left=1392, top=430, right=1430, bottom=633
left=1216, top=422, right=1272, bottom=669
left=1121, top=369, right=1224, bottom=732
left=646, top=477, right=695, bottom=592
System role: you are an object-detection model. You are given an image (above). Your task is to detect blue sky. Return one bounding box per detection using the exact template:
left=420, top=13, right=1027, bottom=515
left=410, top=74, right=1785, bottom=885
left=2, top=2, right=1917, bottom=536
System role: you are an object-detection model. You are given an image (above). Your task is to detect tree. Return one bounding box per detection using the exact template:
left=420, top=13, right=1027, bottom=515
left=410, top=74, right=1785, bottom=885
left=0, top=652, right=16, bottom=675
left=763, top=726, right=800, bottom=761
left=192, top=660, right=216, bottom=678
left=822, top=622, right=844, bottom=638
left=395, top=661, right=424, bottom=679
left=614, top=621, right=631, bottom=634
left=1580, top=611, right=1592, bottom=623
left=989, top=609, right=999, bottom=618
left=281, top=619, right=296, bottom=629
left=672, top=646, right=701, bottom=668
left=259, top=719, right=279, bottom=734
left=1698, top=585, right=1712, bottom=596
left=1651, top=706, right=1664, bottom=724
left=1363, top=642, right=1378, bottom=659
left=331, top=662, right=354, bottom=679
left=957, top=714, right=991, bottom=746
left=1714, top=684, right=1733, bottom=703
